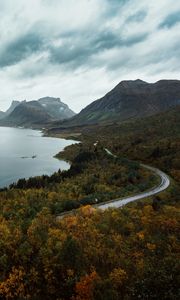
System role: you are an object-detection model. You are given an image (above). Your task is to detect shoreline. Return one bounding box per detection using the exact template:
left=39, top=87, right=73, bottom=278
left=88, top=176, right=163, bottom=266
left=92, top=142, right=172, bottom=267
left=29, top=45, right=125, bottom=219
left=0, top=126, right=78, bottom=189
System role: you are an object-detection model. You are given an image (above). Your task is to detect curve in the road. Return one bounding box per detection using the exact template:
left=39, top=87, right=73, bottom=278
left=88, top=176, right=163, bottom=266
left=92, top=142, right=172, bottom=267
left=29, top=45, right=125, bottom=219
left=57, top=149, right=170, bottom=219
left=94, top=163, right=170, bottom=210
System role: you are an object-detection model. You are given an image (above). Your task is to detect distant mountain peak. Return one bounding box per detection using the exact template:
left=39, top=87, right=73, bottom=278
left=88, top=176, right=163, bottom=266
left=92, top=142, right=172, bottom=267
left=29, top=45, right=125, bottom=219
left=38, top=96, right=62, bottom=103
left=134, top=79, right=147, bottom=84
left=38, top=97, right=75, bottom=119
left=5, top=100, right=21, bottom=116
left=0, top=96, right=75, bottom=127
left=12, top=100, right=20, bottom=104
left=117, top=79, right=147, bottom=89
left=155, top=79, right=180, bottom=85
left=0, top=110, right=5, bottom=120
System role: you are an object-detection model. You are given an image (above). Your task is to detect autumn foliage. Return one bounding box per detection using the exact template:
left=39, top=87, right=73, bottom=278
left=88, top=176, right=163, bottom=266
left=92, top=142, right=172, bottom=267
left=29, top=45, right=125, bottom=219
left=0, top=108, right=179, bottom=299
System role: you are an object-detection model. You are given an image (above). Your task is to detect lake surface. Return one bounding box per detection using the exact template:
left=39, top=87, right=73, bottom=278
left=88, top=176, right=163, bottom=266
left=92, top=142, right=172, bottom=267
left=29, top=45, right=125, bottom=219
left=0, top=127, right=77, bottom=188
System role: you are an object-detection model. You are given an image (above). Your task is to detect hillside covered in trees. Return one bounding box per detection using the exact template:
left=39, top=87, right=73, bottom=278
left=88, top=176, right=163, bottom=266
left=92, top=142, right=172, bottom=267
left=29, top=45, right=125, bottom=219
left=0, top=107, right=179, bottom=299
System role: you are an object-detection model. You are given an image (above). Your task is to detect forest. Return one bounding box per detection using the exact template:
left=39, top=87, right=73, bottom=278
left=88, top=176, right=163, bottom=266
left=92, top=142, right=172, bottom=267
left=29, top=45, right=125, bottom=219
left=0, top=107, right=179, bottom=299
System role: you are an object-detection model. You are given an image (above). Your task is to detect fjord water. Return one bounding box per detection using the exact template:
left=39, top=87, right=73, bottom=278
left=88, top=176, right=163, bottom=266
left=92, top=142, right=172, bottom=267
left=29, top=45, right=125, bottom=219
left=0, top=127, right=76, bottom=188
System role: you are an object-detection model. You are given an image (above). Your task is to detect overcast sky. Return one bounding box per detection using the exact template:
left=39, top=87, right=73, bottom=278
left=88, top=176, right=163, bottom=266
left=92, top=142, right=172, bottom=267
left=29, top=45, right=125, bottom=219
left=0, top=0, right=180, bottom=112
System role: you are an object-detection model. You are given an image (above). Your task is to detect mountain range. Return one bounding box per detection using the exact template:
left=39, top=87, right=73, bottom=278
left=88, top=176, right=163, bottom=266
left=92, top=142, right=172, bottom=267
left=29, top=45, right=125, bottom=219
left=0, top=97, right=75, bottom=127
left=57, top=79, right=180, bottom=127
left=0, top=79, right=180, bottom=128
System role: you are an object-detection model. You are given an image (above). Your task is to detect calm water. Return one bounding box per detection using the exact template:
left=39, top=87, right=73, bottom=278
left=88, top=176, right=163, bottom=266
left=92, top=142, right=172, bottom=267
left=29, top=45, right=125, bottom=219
left=0, top=127, right=77, bottom=188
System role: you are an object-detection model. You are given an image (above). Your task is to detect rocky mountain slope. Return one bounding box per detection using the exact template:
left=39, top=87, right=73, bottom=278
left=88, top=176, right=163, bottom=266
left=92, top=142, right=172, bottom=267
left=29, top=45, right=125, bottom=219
left=5, top=100, right=21, bottom=116
left=38, top=97, right=75, bottom=119
left=0, top=97, right=75, bottom=127
left=59, top=79, right=180, bottom=127
left=1, top=101, right=52, bottom=127
left=0, top=111, right=5, bottom=119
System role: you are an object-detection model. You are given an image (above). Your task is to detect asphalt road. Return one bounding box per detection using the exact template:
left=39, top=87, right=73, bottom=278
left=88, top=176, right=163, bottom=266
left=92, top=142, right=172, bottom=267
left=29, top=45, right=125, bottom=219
left=95, top=163, right=170, bottom=210
left=57, top=149, right=170, bottom=219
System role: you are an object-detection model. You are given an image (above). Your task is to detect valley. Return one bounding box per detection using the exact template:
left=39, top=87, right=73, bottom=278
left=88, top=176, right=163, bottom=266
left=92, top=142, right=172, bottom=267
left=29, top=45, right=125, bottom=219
left=0, top=81, right=179, bottom=300
left=0, top=0, right=180, bottom=298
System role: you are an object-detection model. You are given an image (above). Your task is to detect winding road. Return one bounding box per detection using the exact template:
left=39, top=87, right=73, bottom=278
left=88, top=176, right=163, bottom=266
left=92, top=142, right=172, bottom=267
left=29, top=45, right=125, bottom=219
left=94, top=149, right=170, bottom=210
left=57, top=149, right=170, bottom=219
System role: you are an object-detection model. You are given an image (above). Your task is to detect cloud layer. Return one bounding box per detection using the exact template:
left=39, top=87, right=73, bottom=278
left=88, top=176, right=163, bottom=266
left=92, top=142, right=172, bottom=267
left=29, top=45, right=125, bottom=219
left=0, top=0, right=180, bottom=112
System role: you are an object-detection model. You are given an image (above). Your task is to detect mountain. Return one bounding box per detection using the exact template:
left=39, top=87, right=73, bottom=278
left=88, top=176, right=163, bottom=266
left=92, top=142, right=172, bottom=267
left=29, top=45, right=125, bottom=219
left=5, top=100, right=21, bottom=116
left=0, top=100, right=20, bottom=120
left=0, top=97, right=75, bottom=127
left=38, top=97, right=75, bottom=119
left=0, top=111, right=5, bottom=119
left=59, top=79, right=180, bottom=127
left=1, top=101, right=52, bottom=127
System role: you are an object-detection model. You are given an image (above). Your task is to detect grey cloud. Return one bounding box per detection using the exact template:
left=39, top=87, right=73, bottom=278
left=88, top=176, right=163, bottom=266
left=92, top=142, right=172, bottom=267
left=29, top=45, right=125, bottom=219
left=0, top=0, right=148, bottom=71
left=119, top=33, right=148, bottom=47
left=49, top=31, right=148, bottom=69
left=94, top=31, right=148, bottom=50
left=0, top=0, right=180, bottom=112
left=49, top=43, right=89, bottom=68
left=106, top=0, right=130, bottom=17
left=107, top=0, right=129, bottom=5
left=106, top=37, right=180, bottom=74
left=0, top=32, right=44, bottom=67
left=126, top=10, right=147, bottom=23
left=159, top=11, right=180, bottom=28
